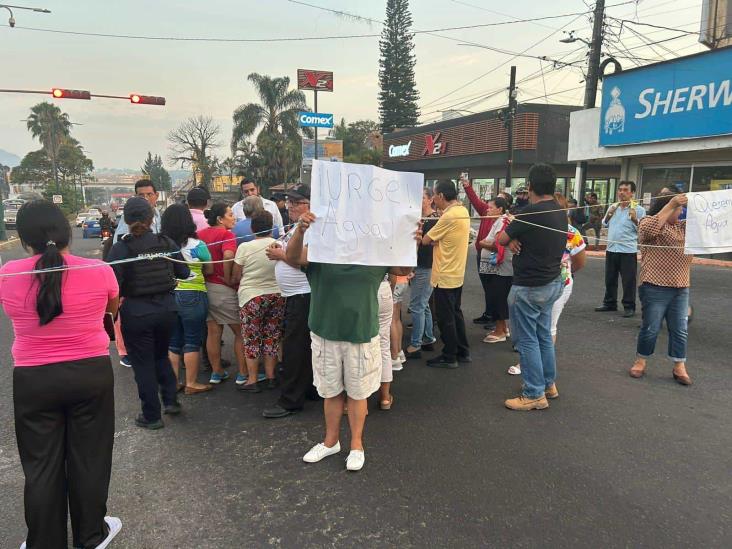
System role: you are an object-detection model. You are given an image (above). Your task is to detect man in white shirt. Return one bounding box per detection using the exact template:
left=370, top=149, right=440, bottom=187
left=262, top=185, right=313, bottom=419
left=113, top=180, right=161, bottom=244
left=231, top=178, right=283, bottom=230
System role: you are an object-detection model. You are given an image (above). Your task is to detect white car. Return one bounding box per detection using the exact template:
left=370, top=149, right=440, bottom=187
left=75, top=212, right=90, bottom=226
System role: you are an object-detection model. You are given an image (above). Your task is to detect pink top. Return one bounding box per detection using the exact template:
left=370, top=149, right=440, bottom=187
left=0, top=254, right=119, bottom=367
left=190, top=208, right=209, bottom=233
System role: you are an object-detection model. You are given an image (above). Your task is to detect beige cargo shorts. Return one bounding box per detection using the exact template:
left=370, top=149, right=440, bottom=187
left=310, top=332, right=382, bottom=400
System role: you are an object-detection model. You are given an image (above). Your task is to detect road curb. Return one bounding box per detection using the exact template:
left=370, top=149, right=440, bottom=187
left=0, top=237, right=20, bottom=249
left=586, top=249, right=732, bottom=269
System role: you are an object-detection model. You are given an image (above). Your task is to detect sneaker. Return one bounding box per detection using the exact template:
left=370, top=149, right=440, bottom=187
left=391, top=359, right=404, bottom=372
left=263, top=404, right=298, bottom=418
left=545, top=383, right=559, bottom=399
left=507, top=364, right=522, bottom=375
left=397, top=350, right=406, bottom=363
left=473, top=313, right=491, bottom=324
left=238, top=382, right=261, bottom=393
left=426, top=355, right=458, bottom=369
left=235, top=373, right=247, bottom=385
left=119, top=356, right=132, bottom=368
left=504, top=394, right=550, bottom=411
left=163, top=400, right=182, bottom=415
left=96, top=516, right=123, bottom=549
left=303, top=441, right=341, bottom=463
left=346, top=450, right=365, bottom=471
left=209, top=371, right=229, bottom=384
left=134, top=414, right=164, bottom=430
left=457, top=354, right=472, bottom=363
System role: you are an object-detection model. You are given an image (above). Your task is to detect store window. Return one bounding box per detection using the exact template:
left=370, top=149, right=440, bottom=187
left=472, top=178, right=495, bottom=200
left=640, top=167, right=692, bottom=201
left=691, top=165, right=732, bottom=192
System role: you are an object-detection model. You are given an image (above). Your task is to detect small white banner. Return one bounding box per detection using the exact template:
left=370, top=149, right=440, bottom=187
left=307, top=160, right=423, bottom=266
left=52, top=195, right=63, bottom=204
left=685, top=190, right=732, bottom=254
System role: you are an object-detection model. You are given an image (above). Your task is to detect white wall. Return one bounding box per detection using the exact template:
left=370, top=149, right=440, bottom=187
left=567, top=108, right=732, bottom=162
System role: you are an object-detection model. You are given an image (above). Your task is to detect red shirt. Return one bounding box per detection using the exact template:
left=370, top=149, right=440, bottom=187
left=464, top=184, right=496, bottom=252
left=198, top=226, right=237, bottom=286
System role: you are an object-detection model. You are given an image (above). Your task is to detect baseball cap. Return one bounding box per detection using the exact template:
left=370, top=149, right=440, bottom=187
left=123, top=196, right=153, bottom=224
left=286, top=185, right=311, bottom=201
left=187, top=186, right=210, bottom=203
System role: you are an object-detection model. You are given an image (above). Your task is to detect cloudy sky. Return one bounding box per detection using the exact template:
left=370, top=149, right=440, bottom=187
left=0, top=0, right=707, bottom=169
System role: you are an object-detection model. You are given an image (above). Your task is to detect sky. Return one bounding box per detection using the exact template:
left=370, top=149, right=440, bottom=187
left=0, top=0, right=708, bottom=170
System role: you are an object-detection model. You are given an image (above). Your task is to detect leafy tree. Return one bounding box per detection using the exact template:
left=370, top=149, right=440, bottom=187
left=378, top=0, right=420, bottom=133
left=142, top=152, right=172, bottom=192
left=25, top=102, right=74, bottom=191
left=334, top=118, right=383, bottom=166
left=168, top=116, right=221, bottom=189
left=231, top=73, right=309, bottom=188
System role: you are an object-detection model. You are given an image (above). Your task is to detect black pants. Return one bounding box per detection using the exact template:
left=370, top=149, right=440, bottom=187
left=434, top=286, right=470, bottom=361
left=486, top=274, right=513, bottom=321
left=603, top=251, right=638, bottom=311
left=121, top=305, right=178, bottom=421
left=277, top=293, right=315, bottom=410
left=477, top=255, right=490, bottom=316
left=13, top=356, right=114, bottom=549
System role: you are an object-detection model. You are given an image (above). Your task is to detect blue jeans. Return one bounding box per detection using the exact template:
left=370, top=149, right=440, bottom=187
left=508, top=277, right=564, bottom=399
left=636, top=283, right=689, bottom=363
left=408, top=267, right=435, bottom=348
left=169, top=291, right=209, bottom=354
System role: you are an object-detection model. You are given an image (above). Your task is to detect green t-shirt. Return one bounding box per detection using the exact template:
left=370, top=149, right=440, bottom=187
left=306, top=263, right=389, bottom=344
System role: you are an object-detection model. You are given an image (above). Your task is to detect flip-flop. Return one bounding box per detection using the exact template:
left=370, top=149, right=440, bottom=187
left=483, top=334, right=507, bottom=343
left=380, top=395, right=394, bottom=411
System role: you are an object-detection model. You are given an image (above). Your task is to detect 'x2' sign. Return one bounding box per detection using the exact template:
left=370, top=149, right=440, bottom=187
left=422, top=132, right=446, bottom=156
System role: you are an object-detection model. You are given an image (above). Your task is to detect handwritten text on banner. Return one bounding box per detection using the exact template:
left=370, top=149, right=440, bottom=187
left=308, top=160, right=423, bottom=266
left=685, top=189, right=732, bottom=254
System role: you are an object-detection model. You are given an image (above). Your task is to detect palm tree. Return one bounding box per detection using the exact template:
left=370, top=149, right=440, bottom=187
left=26, top=102, right=72, bottom=192
left=231, top=73, right=308, bottom=187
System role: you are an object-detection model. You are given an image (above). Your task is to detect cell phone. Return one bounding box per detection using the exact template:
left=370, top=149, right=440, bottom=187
left=460, top=172, right=469, bottom=181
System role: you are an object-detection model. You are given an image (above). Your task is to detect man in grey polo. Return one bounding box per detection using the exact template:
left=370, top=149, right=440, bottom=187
left=595, top=180, right=646, bottom=318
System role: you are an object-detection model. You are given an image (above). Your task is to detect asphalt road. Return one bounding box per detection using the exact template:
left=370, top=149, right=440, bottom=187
left=1, top=230, right=731, bottom=548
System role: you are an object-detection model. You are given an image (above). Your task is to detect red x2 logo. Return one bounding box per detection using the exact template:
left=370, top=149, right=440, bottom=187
left=422, top=132, right=446, bottom=156
left=297, top=69, right=334, bottom=92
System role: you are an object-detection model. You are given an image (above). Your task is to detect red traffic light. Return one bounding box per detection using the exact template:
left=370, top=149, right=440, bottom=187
left=51, top=88, right=91, bottom=100
left=129, top=94, right=166, bottom=106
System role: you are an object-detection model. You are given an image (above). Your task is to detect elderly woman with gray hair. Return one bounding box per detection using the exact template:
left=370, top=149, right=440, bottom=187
left=234, top=196, right=281, bottom=245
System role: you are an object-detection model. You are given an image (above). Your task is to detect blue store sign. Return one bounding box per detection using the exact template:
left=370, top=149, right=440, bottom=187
left=298, top=112, right=334, bottom=128
left=599, top=46, right=732, bottom=146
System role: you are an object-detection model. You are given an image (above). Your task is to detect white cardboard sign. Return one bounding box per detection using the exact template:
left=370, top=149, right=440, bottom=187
left=685, top=190, right=732, bottom=254
left=307, top=160, right=423, bottom=266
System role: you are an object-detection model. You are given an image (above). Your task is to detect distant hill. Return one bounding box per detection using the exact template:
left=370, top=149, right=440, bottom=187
left=0, top=149, right=21, bottom=167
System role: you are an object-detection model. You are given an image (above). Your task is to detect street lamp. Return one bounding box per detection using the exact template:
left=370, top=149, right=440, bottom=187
left=559, top=31, right=591, bottom=46
left=1, top=4, right=51, bottom=27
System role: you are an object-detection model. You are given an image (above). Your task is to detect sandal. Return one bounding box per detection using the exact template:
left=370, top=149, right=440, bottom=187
left=629, top=359, right=646, bottom=379
left=380, top=395, right=394, bottom=411
left=483, top=333, right=507, bottom=343
left=507, top=364, right=521, bottom=375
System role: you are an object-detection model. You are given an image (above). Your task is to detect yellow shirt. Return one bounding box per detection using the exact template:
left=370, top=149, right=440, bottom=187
left=427, top=204, right=470, bottom=289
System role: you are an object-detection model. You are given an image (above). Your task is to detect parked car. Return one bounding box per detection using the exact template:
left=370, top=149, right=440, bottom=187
left=75, top=212, right=90, bottom=226
left=82, top=217, right=101, bottom=238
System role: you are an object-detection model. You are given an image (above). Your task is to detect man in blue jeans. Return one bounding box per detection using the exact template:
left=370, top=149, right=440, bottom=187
left=497, top=164, right=568, bottom=411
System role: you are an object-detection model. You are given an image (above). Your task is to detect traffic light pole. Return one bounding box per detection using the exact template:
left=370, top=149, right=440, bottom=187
left=506, top=66, right=517, bottom=193
left=574, top=0, right=605, bottom=204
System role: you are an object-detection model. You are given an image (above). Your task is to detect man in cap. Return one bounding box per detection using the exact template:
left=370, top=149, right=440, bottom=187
left=272, top=192, right=290, bottom=228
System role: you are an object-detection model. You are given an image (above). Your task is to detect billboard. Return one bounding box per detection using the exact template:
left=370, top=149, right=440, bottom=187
left=599, top=47, right=732, bottom=147
left=297, top=69, right=334, bottom=92
left=302, top=139, right=343, bottom=166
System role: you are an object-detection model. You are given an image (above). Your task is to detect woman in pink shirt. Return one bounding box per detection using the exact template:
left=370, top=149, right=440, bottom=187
left=0, top=201, right=122, bottom=549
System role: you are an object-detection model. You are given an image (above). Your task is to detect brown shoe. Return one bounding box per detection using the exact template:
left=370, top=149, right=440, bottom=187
left=505, top=394, right=549, bottom=411
left=545, top=384, right=559, bottom=399
left=629, top=359, right=646, bottom=378
left=185, top=384, right=213, bottom=395
left=673, top=372, right=692, bottom=386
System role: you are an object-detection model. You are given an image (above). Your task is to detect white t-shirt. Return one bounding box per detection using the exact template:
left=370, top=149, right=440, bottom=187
left=232, top=197, right=284, bottom=229
left=233, top=237, right=281, bottom=307
left=274, top=226, right=311, bottom=297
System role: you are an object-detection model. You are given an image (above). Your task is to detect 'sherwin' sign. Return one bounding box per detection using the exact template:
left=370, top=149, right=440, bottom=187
left=599, top=46, right=732, bottom=147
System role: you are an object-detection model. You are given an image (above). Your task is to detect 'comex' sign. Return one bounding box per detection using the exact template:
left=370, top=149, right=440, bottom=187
left=599, top=47, right=732, bottom=146
left=299, top=112, right=334, bottom=128
left=388, top=141, right=411, bottom=158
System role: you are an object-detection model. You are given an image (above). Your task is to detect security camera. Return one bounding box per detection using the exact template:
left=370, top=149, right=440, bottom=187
left=8, top=16, right=15, bottom=27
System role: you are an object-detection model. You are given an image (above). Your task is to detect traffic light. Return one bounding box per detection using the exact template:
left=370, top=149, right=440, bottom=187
left=51, top=88, right=91, bottom=100
left=129, top=94, right=166, bottom=106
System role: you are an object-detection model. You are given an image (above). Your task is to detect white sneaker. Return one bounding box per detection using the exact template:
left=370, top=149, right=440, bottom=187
left=391, top=359, right=403, bottom=372
left=303, top=441, right=341, bottom=463
left=96, top=517, right=123, bottom=549
left=397, top=350, right=406, bottom=363
left=508, top=364, right=522, bottom=375
left=20, top=543, right=25, bottom=549
left=346, top=450, right=365, bottom=471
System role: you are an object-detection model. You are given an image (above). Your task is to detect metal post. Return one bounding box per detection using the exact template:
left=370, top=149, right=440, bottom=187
left=313, top=90, right=319, bottom=160
left=0, top=170, right=6, bottom=240
left=506, top=66, right=517, bottom=193
left=49, top=119, right=60, bottom=194
left=574, top=0, right=605, bottom=203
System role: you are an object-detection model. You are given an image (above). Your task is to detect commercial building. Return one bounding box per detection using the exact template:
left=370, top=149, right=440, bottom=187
left=568, top=46, right=732, bottom=204
left=382, top=103, right=621, bottom=204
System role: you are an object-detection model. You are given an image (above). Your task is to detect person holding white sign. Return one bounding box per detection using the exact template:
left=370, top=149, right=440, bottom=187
left=630, top=191, right=693, bottom=386
left=286, top=211, right=413, bottom=472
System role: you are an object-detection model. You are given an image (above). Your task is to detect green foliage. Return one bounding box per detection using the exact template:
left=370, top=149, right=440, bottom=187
left=334, top=118, right=383, bottom=166
left=378, top=0, right=420, bottom=133
left=142, top=152, right=172, bottom=192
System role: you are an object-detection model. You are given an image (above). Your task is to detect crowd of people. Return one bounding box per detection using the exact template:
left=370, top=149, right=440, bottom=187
left=0, top=164, right=697, bottom=548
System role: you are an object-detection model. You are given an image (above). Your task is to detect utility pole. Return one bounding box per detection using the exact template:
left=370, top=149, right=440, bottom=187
left=313, top=90, right=319, bottom=160
left=574, top=0, right=605, bottom=203
left=505, top=66, right=517, bottom=194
